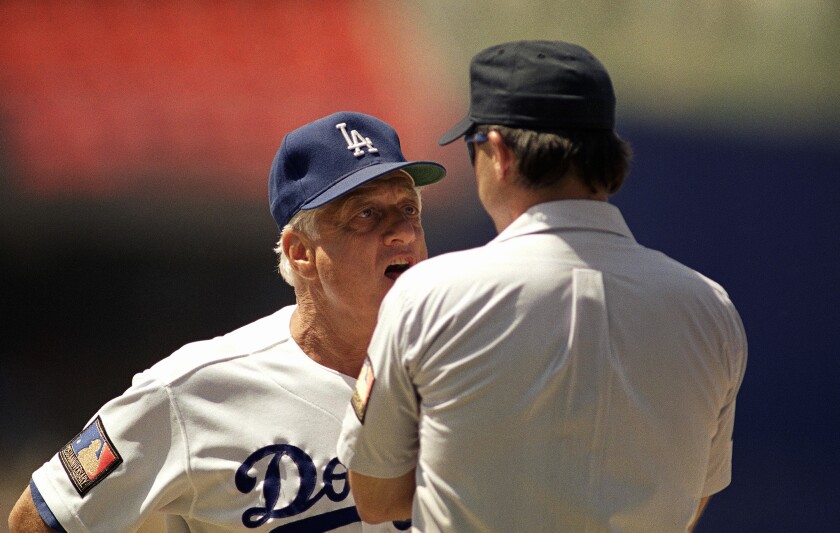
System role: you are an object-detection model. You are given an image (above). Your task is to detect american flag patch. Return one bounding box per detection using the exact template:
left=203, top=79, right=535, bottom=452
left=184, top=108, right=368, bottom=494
left=59, top=416, right=123, bottom=496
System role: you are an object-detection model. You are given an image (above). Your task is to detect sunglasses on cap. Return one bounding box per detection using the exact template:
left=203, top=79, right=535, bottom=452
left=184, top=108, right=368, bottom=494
left=464, top=132, right=489, bottom=167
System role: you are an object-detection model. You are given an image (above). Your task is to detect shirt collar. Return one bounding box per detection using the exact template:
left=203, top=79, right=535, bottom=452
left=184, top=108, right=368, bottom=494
left=492, top=200, right=636, bottom=243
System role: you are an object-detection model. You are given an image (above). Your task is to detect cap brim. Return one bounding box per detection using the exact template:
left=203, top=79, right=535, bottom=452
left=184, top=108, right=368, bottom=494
left=300, top=160, right=446, bottom=211
left=438, top=115, right=475, bottom=146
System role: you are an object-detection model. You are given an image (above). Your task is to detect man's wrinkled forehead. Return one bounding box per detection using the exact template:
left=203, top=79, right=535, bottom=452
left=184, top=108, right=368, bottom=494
left=328, top=171, right=419, bottom=210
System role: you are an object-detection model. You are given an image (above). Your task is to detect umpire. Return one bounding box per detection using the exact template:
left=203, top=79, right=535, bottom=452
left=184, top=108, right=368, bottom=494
left=338, top=40, right=748, bottom=532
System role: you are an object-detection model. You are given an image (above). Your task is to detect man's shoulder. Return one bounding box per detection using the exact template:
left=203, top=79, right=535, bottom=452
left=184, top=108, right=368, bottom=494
left=641, top=248, right=734, bottom=300
left=411, top=245, right=493, bottom=276
left=141, top=305, right=296, bottom=386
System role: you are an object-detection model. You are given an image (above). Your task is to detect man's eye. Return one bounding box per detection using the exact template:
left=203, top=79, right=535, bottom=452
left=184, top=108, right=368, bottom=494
left=358, top=208, right=374, bottom=218
left=403, top=205, right=419, bottom=216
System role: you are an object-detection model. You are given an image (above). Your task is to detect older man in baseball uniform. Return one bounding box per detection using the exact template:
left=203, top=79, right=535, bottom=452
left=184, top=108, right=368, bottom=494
left=9, top=111, right=445, bottom=532
left=337, top=41, right=747, bottom=532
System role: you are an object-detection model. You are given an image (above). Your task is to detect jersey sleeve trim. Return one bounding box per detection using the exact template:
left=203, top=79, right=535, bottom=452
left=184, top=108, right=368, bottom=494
left=30, top=479, right=67, bottom=532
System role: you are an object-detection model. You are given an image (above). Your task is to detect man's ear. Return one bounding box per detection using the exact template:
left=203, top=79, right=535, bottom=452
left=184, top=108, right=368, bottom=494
left=487, top=130, right=516, bottom=182
left=282, top=230, right=317, bottom=280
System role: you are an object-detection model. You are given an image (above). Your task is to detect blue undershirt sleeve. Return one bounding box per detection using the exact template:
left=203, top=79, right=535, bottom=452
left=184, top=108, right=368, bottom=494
left=29, top=479, right=67, bottom=532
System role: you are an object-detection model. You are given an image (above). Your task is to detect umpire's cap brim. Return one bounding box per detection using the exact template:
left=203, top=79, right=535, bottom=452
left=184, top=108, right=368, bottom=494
left=438, top=115, right=475, bottom=146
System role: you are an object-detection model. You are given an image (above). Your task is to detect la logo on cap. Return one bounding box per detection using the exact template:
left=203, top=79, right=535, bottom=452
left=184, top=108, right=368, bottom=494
left=336, top=122, right=379, bottom=157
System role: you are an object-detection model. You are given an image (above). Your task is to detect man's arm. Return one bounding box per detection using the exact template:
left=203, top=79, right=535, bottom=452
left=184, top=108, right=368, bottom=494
left=688, top=495, right=711, bottom=532
left=348, top=468, right=415, bottom=524
left=9, top=485, right=58, bottom=533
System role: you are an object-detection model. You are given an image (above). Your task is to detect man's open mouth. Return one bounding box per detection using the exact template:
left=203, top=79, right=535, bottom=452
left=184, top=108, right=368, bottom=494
left=385, top=259, right=411, bottom=280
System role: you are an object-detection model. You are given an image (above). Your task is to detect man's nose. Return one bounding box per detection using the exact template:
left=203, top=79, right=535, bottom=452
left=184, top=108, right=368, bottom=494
left=383, top=211, right=418, bottom=246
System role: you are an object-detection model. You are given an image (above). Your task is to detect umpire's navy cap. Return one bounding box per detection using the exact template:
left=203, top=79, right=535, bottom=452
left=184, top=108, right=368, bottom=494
left=439, top=40, right=616, bottom=145
left=270, top=111, right=446, bottom=230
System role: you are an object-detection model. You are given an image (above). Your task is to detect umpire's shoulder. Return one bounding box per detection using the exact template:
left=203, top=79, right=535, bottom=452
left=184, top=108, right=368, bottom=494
left=407, top=245, right=489, bottom=282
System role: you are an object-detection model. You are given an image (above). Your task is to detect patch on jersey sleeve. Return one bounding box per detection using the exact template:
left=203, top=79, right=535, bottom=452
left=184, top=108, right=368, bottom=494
left=59, top=416, right=123, bottom=496
left=351, top=356, right=375, bottom=423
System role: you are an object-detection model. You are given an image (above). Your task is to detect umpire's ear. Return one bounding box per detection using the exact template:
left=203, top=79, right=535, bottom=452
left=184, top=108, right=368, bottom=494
left=488, top=130, right=516, bottom=183
left=282, top=229, right=317, bottom=280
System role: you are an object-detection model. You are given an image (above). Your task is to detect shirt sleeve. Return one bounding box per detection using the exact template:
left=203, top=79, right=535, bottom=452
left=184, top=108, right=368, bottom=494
left=30, top=373, right=191, bottom=532
left=338, top=283, right=421, bottom=479
left=702, top=297, right=748, bottom=496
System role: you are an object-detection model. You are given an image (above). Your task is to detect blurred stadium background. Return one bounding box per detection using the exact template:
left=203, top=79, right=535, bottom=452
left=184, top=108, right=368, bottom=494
left=2, top=1, right=838, bottom=530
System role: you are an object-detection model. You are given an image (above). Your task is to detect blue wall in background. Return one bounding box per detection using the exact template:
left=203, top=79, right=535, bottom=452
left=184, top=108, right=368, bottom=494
left=613, top=124, right=840, bottom=531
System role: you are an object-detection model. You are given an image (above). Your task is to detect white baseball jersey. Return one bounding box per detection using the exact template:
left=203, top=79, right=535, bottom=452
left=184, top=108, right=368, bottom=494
left=338, top=200, right=747, bottom=532
left=30, top=305, right=411, bottom=532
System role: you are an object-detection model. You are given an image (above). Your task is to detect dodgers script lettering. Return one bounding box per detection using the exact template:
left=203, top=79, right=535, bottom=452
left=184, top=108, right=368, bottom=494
left=235, top=444, right=352, bottom=529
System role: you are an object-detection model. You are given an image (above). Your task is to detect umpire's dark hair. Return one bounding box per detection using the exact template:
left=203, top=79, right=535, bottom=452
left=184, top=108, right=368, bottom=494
left=476, top=125, right=632, bottom=194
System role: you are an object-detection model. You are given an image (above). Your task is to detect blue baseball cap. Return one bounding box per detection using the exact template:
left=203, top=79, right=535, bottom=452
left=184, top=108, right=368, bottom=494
left=269, top=111, right=446, bottom=230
